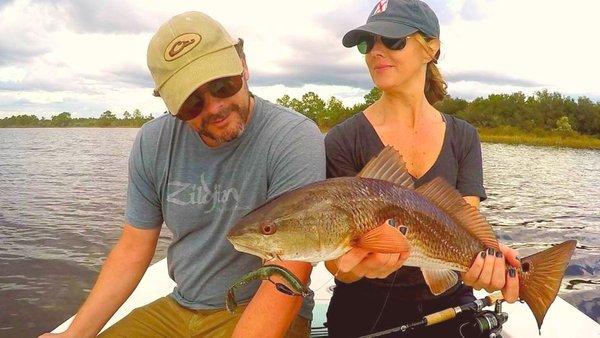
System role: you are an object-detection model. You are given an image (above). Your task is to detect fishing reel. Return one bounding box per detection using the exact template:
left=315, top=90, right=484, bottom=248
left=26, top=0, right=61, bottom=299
left=359, top=292, right=508, bottom=338
left=458, top=301, right=508, bottom=338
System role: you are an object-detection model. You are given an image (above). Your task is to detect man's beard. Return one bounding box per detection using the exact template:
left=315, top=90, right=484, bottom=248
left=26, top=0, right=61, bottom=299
left=198, top=103, right=249, bottom=146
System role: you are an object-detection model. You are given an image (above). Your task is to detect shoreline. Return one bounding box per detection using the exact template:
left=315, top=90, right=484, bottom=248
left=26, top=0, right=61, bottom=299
left=318, top=126, right=600, bottom=150
left=478, top=127, right=600, bottom=150
left=2, top=126, right=599, bottom=150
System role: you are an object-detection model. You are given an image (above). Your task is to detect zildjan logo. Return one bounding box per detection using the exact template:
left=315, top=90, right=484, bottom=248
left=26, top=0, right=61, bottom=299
left=164, top=33, right=202, bottom=61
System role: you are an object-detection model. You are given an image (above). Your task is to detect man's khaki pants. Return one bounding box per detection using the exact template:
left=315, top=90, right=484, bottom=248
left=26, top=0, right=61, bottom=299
left=98, top=296, right=310, bottom=338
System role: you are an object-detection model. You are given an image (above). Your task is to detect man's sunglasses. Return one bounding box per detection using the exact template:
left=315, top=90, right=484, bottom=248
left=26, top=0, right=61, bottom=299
left=356, top=35, right=410, bottom=54
left=177, top=74, right=244, bottom=121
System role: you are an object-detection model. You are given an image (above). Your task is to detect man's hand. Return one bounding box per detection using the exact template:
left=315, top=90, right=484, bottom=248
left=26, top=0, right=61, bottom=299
left=462, top=243, right=521, bottom=303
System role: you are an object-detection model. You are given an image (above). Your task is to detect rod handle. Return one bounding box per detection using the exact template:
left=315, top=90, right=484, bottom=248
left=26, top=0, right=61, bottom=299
left=425, top=308, right=457, bottom=326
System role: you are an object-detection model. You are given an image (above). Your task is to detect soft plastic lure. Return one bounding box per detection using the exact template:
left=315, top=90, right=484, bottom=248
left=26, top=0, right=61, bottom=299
left=226, top=265, right=310, bottom=313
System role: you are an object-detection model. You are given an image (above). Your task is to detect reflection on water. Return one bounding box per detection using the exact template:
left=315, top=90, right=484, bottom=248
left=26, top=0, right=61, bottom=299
left=481, top=143, right=600, bottom=327
left=565, top=279, right=600, bottom=291
left=0, top=129, right=598, bottom=337
left=0, top=128, right=172, bottom=337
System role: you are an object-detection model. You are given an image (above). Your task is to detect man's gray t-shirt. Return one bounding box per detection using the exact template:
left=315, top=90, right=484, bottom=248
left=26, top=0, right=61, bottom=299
left=125, top=96, right=325, bottom=319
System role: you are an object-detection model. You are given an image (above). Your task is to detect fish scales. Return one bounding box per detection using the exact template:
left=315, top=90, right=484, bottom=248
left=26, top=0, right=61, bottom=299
left=327, top=177, right=485, bottom=270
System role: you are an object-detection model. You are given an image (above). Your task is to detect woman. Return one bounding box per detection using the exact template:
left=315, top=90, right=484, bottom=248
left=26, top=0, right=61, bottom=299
left=324, top=0, right=520, bottom=337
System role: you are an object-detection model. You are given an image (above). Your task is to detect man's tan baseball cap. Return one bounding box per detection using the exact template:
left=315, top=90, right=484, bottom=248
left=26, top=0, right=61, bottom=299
left=147, top=11, right=243, bottom=117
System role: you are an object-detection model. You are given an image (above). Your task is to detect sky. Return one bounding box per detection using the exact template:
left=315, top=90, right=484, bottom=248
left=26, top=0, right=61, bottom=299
left=1, top=0, right=599, bottom=119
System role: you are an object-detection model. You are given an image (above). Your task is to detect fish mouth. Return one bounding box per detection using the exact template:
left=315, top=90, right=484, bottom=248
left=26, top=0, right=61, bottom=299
left=229, top=240, right=286, bottom=261
left=230, top=241, right=269, bottom=259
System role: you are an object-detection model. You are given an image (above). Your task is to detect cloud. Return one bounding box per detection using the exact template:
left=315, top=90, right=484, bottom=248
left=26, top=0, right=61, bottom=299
left=0, top=86, right=165, bottom=119
left=447, top=82, right=531, bottom=101
left=446, top=71, right=545, bottom=87
left=251, top=63, right=371, bottom=89
left=0, top=0, right=14, bottom=10
left=0, top=0, right=60, bottom=65
left=0, top=79, right=73, bottom=92
left=315, top=0, right=377, bottom=38
left=0, top=96, right=33, bottom=110
left=0, top=43, right=49, bottom=65
left=248, top=30, right=372, bottom=89
left=0, top=92, right=71, bottom=116
left=100, top=65, right=154, bottom=88
left=458, top=0, right=491, bottom=21
left=34, top=0, right=157, bottom=34
left=1, top=0, right=600, bottom=119
left=422, top=0, right=458, bottom=24
left=0, top=64, right=154, bottom=94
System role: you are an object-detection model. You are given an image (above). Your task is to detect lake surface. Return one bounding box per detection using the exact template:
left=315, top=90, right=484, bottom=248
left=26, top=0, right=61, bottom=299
left=0, top=128, right=598, bottom=337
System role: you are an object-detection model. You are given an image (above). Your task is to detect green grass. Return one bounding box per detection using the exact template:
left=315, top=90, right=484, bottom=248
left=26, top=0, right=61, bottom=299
left=324, top=125, right=600, bottom=150
left=478, top=126, right=600, bottom=150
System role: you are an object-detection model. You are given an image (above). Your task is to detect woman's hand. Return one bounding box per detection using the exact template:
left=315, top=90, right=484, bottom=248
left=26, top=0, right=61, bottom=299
left=325, top=219, right=410, bottom=283
left=343, top=248, right=410, bottom=279
left=461, top=243, right=521, bottom=303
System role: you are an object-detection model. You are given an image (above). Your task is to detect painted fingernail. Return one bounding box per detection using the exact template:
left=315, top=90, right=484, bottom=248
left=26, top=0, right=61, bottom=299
left=388, top=219, right=397, bottom=226
left=509, top=268, right=516, bottom=278
left=495, top=251, right=503, bottom=258
left=481, top=251, right=486, bottom=259
left=487, top=248, right=495, bottom=255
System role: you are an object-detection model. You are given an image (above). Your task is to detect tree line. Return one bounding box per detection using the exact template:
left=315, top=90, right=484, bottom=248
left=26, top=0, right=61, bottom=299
left=0, top=109, right=154, bottom=128
left=277, top=88, right=600, bottom=137
left=2, top=89, right=599, bottom=137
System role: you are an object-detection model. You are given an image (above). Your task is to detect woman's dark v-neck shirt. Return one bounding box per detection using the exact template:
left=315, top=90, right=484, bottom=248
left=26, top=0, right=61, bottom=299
left=324, top=111, right=487, bottom=301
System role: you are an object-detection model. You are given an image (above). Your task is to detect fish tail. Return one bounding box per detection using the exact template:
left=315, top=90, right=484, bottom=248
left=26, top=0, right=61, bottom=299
left=518, top=240, right=577, bottom=331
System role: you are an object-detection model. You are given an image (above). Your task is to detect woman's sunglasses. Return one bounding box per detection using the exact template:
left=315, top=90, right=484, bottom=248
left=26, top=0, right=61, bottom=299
left=177, top=74, right=244, bottom=121
left=357, top=35, right=410, bottom=54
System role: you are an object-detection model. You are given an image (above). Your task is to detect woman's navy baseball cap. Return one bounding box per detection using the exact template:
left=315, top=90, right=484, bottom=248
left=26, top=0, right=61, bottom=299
left=343, top=0, right=440, bottom=47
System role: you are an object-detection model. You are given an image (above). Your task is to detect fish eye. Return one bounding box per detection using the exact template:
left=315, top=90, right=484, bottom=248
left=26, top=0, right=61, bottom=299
left=260, top=222, right=276, bottom=235
left=522, top=261, right=530, bottom=272
left=399, top=226, right=408, bottom=235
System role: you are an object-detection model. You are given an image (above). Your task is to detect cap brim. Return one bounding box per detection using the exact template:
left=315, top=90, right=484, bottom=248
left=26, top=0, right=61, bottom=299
left=342, top=21, right=418, bottom=47
left=157, top=45, right=243, bottom=116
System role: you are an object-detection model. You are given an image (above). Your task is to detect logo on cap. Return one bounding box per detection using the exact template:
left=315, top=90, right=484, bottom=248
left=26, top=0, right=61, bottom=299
left=372, top=0, right=388, bottom=15
left=164, top=33, right=202, bottom=61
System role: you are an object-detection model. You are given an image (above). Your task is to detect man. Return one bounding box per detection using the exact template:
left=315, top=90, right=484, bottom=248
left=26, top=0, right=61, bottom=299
left=41, top=11, right=324, bottom=338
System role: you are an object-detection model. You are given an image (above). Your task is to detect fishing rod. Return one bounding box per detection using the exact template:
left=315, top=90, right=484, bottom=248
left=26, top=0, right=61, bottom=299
left=358, top=292, right=508, bottom=338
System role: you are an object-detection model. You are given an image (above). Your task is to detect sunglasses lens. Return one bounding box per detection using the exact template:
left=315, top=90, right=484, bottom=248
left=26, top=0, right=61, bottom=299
left=356, top=35, right=408, bottom=53
left=177, top=95, right=204, bottom=121
left=176, top=74, right=243, bottom=121
left=382, top=37, right=407, bottom=51
left=210, top=76, right=243, bottom=98
left=357, top=40, right=369, bottom=54
left=356, top=35, right=375, bottom=54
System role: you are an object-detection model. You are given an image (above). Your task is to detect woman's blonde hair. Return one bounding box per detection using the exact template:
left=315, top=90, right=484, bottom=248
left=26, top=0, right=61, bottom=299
left=413, top=33, right=447, bottom=105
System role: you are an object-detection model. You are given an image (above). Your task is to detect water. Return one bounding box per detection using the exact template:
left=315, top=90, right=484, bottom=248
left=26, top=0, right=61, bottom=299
left=0, top=128, right=598, bottom=337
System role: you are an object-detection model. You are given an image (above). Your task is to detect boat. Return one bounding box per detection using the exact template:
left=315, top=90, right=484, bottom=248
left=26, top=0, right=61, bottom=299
left=53, top=258, right=600, bottom=337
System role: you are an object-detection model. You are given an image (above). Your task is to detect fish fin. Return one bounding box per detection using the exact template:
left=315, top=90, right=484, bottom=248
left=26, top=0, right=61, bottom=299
left=421, top=268, right=459, bottom=295
left=415, top=177, right=499, bottom=250
left=357, top=146, right=414, bottom=189
left=519, top=240, right=577, bottom=331
left=354, top=224, right=410, bottom=253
